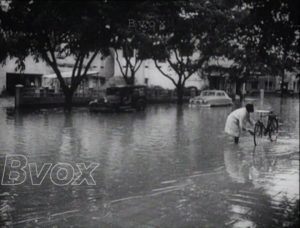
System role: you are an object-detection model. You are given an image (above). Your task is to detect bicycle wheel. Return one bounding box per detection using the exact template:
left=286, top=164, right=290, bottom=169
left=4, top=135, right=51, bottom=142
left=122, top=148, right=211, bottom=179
left=254, top=122, right=263, bottom=146
left=268, top=118, right=278, bottom=142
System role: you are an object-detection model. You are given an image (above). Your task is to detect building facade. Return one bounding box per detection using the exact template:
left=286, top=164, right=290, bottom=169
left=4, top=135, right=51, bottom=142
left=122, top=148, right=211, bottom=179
left=0, top=49, right=207, bottom=95
left=0, top=53, right=111, bottom=95
left=112, top=49, right=207, bottom=90
left=1, top=50, right=298, bottom=96
left=246, top=71, right=299, bottom=94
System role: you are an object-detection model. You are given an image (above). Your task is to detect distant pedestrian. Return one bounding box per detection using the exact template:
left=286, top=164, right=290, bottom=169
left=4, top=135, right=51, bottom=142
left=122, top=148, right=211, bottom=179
left=225, top=104, right=254, bottom=144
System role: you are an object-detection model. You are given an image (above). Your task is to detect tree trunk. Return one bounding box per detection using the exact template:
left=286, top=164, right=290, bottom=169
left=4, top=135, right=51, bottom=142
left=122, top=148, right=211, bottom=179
left=176, top=86, right=184, bottom=105
left=280, top=68, right=285, bottom=97
left=64, top=90, right=74, bottom=111
left=125, top=75, right=135, bottom=85
left=280, top=51, right=287, bottom=97
left=129, top=74, right=135, bottom=85
left=239, top=79, right=245, bottom=103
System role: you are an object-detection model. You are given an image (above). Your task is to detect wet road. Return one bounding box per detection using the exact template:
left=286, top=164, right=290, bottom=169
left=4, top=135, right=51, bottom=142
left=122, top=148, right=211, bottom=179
left=0, top=96, right=299, bottom=227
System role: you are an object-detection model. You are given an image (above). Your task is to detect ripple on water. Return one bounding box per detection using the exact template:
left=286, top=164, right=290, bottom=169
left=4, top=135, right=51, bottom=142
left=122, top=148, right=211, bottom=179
left=0, top=97, right=298, bottom=227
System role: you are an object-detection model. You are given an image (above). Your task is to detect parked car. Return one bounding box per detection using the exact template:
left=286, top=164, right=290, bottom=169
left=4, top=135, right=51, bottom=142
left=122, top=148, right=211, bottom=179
left=189, top=90, right=233, bottom=107
left=89, top=85, right=147, bottom=112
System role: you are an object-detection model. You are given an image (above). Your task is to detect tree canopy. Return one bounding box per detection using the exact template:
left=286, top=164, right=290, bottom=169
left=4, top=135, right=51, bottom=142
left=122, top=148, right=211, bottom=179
left=1, top=0, right=299, bottom=106
left=149, top=0, right=238, bottom=103
left=0, top=0, right=113, bottom=108
left=235, top=0, right=300, bottom=94
left=109, top=1, right=153, bottom=85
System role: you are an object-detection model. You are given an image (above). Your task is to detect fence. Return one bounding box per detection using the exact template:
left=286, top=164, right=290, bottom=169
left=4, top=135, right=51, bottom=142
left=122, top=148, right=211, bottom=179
left=15, top=86, right=198, bottom=108
left=22, top=87, right=105, bottom=98
left=16, top=86, right=105, bottom=108
left=146, top=88, right=195, bottom=103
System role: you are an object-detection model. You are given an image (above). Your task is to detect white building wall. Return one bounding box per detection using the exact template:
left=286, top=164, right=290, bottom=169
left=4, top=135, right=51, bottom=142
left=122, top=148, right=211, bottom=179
left=0, top=57, right=52, bottom=92
left=113, top=49, right=206, bottom=90
left=0, top=53, right=109, bottom=93
left=1, top=49, right=235, bottom=93
left=275, top=71, right=299, bottom=92
left=54, top=53, right=109, bottom=77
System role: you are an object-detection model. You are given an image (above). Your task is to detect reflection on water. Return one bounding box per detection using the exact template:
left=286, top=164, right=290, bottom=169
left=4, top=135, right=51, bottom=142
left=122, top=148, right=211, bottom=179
left=0, top=96, right=299, bottom=227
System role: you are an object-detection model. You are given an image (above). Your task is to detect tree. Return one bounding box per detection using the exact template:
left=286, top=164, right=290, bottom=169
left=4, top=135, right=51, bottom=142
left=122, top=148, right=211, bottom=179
left=225, top=39, right=269, bottom=99
left=112, top=31, right=152, bottom=85
left=0, top=0, right=113, bottom=109
left=240, top=0, right=300, bottom=96
left=150, top=1, right=237, bottom=104
left=105, top=1, right=153, bottom=85
left=113, top=36, right=143, bottom=85
left=0, top=27, right=7, bottom=63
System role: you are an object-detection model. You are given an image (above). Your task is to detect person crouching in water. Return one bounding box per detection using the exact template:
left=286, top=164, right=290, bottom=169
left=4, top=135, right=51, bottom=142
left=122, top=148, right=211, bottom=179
left=225, top=104, right=254, bottom=144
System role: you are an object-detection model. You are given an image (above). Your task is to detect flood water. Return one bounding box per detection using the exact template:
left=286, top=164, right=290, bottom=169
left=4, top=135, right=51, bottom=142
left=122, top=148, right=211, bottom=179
left=0, top=96, right=299, bottom=227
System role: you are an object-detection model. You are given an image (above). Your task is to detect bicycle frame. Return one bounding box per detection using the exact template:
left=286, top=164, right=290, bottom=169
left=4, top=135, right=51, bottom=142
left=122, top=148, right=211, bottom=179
left=253, top=112, right=278, bottom=146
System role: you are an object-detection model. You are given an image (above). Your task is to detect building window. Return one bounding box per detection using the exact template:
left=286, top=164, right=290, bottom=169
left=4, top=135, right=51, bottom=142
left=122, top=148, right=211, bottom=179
left=264, top=81, right=268, bottom=89
left=269, top=81, right=273, bottom=88
left=251, top=81, right=258, bottom=89
left=265, top=81, right=273, bottom=90
left=100, top=78, right=106, bottom=85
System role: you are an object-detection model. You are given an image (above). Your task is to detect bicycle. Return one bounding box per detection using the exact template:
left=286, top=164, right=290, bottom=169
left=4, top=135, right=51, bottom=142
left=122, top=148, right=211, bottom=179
left=253, top=110, right=279, bottom=146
